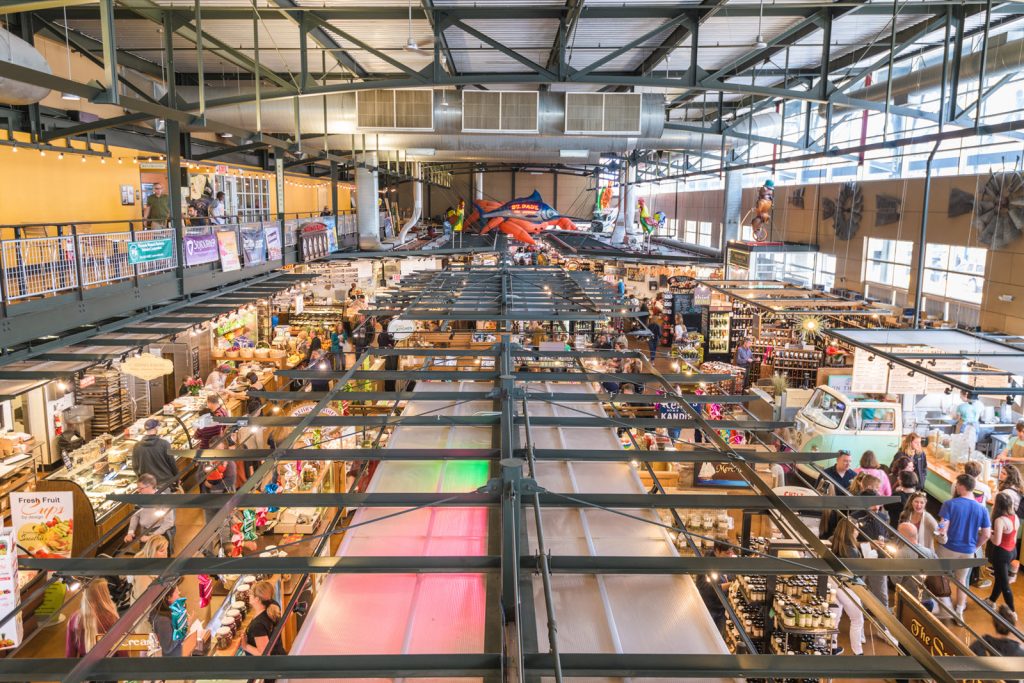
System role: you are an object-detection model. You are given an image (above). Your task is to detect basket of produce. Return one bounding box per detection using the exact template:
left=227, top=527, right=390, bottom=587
left=225, top=346, right=240, bottom=359
left=269, top=346, right=287, bottom=359
left=239, top=345, right=254, bottom=360
left=254, top=342, right=271, bottom=359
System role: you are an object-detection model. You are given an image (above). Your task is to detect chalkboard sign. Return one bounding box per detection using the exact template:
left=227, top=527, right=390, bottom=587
left=673, top=293, right=699, bottom=315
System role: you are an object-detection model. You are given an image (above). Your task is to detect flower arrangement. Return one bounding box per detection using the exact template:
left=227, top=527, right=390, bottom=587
left=184, top=376, right=203, bottom=396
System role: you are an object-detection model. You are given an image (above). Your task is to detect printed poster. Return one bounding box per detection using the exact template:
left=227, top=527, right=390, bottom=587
left=215, top=229, right=241, bottom=272
left=10, top=491, right=73, bottom=558
left=240, top=227, right=267, bottom=266
left=265, top=226, right=282, bottom=261
left=0, top=528, right=21, bottom=649
left=183, top=232, right=219, bottom=267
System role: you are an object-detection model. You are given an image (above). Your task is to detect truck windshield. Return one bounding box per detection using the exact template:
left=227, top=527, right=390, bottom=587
left=802, top=388, right=846, bottom=430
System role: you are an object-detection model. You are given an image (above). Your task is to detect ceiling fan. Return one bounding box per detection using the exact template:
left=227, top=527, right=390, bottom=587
left=403, top=0, right=434, bottom=55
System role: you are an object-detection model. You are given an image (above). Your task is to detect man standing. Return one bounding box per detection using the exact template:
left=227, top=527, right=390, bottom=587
left=143, top=182, right=170, bottom=228
left=938, top=473, right=992, bottom=619
left=210, top=191, right=227, bottom=224
left=647, top=318, right=662, bottom=360
left=735, top=337, right=754, bottom=388
left=893, top=521, right=937, bottom=612
left=124, top=473, right=176, bottom=551
left=131, top=419, right=179, bottom=487
left=696, top=541, right=735, bottom=634
left=817, top=449, right=855, bottom=491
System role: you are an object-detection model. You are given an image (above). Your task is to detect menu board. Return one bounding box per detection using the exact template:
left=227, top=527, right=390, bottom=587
left=851, top=348, right=889, bottom=393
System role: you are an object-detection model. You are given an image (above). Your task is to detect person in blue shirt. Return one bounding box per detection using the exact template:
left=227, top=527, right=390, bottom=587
left=617, top=279, right=626, bottom=297
left=735, top=338, right=754, bottom=388
left=937, top=473, right=992, bottom=618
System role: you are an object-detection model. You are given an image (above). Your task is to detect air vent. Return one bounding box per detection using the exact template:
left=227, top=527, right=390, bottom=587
left=565, top=92, right=642, bottom=134
left=462, top=91, right=538, bottom=133
left=357, top=89, right=433, bottom=130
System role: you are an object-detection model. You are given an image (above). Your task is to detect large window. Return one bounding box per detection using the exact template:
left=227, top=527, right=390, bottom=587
left=923, top=243, right=987, bottom=304
left=698, top=221, right=714, bottom=248
left=683, top=219, right=698, bottom=243
left=864, top=238, right=913, bottom=289
left=815, top=254, right=837, bottom=291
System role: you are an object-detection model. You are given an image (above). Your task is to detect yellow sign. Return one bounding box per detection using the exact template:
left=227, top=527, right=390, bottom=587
left=120, top=353, right=175, bottom=382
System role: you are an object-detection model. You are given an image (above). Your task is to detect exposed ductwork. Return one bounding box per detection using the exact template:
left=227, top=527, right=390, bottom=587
left=837, top=36, right=1024, bottom=111
left=187, top=88, right=732, bottom=162
left=0, top=28, right=52, bottom=105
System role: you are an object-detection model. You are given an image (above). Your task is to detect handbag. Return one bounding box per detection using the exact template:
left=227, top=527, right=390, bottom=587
left=924, top=573, right=952, bottom=598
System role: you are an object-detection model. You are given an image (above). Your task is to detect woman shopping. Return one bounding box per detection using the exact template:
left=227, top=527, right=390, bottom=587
left=243, top=580, right=288, bottom=682
left=987, top=491, right=1018, bottom=613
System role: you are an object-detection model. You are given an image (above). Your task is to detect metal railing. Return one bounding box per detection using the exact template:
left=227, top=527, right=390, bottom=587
left=1, top=235, right=78, bottom=301
left=0, top=214, right=352, bottom=307
left=78, top=231, right=133, bottom=287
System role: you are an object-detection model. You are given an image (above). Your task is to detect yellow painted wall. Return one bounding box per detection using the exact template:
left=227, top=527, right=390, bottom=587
left=0, top=132, right=145, bottom=226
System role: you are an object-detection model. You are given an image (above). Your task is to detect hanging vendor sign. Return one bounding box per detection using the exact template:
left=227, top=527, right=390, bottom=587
left=894, top=585, right=982, bottom=680
left=216, top=229, right=242, bottom=272
left=693, top=461, right=750, bottom=489
left=10, top=491, right=73, bottom=558
left=127, top=238, right=174, bottom=265
left=265, top=225, right=282, bottom=261
left=240, top=226, right=267, bottom=266
left=183, top=232, right=219, bottom=266
left=120, top=353, right=175, bottom=381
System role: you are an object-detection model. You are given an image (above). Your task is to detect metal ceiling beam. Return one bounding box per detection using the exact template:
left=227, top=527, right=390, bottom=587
left=191, top=140, right=269, bottom=161
left=449, top=20, right=558, bottom=80
left=106, top=491, right=893, bottom=512
left=38, top=111, right=151, bottom=143
left=0, top=652, right=1021, bottom=681
left=268, top=0, right=370, bottom=80
left=39, top=3, right=1024, bottom=20
left=35, top=18, right=163, bottom=80
left=119, top=0, right=297, bottom=92
left=544, top=0, right=584, bottom=74
left=21, top=554, right=979, bottom=576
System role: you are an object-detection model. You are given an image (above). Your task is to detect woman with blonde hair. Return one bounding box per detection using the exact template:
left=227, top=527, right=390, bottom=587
left=243, top=581, right=287, bottom=681
left=895, top=432, right=927, bottom=491
left=66, top=580, right=121, bottom=657
left=899, top=491, right=940, bottom=552
left=128, top=535, right=169, bottom=633
left=848, top=471, right=881, bottom=496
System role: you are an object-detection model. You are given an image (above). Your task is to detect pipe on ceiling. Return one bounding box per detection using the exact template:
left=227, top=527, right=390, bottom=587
left=0, top=28, right=52, bottom=105
left=185, top=88, right=736, bottom=162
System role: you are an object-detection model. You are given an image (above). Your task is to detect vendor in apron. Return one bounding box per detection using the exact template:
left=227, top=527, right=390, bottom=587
left=956, top=390, right=981, bottom=451
left=997, top=421, right=1024, bottom=461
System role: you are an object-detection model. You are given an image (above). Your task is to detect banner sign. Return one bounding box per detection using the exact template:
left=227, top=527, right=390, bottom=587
left=265, top=226, right=282, bottom=261
left=216, top=230, right=241, bottom=272
left=10, top=492, right=73, bottom=558
left=240, top=227, right=267, bottom=266
left=0, top=529, right=21, bottom=649
left=299, top=223, right=330, bottom=262
left=321, top=216, right=339, bottom=253
left=183, top=233, right=219, bottom=267
left=127, top=238, right=173, bottom=265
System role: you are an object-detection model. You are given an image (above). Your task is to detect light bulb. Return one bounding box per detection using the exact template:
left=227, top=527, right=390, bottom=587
left=81, top=156, right=86, bottom=163
left=629, top=459, right=639, bottom=468
left=11, top=145, right=16, bottom=153
left=100, top=157, right=106, bottom=164
left=39, top=149, right=45, bottom=157
left=117, top=157, right=123, bottom=164
left=68, top=581, right=81, bottom=592
left=132, top=157, right=137, bottom=164
left=57, top=381, right=67, bottom=392
left=58, top=153, right=64, bottom=160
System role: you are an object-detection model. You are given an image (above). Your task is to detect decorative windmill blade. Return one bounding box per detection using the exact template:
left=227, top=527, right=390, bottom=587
left=975, top=171, right=1024, bottom=248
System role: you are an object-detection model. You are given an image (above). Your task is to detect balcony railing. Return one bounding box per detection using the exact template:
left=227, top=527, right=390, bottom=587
left=0, top=212, right=355, bottom=307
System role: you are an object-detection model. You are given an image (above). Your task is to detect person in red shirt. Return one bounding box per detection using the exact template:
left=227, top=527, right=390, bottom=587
left=195, top=394, right=236, bottom=494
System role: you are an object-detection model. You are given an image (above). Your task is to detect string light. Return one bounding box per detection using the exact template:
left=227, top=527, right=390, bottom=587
left=58, top=152, right=64, bottom=160
left=117, top=157, right=123, bottom=164
left=39, top=149, right=45, bottom=157
left=81, top=156, right=86, bottom=163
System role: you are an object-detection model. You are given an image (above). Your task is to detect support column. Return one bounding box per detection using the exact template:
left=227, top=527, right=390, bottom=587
left=609, top=165, right=627, bottom=244
left=622, top=162, right=638, bottom=242
left=722, top=169, right=744, bottom=250
left=474, top=170, right=484, bottom=201
left=357, top=151, right=382, bottom=251
left=330, top=161, right=339, bottom=216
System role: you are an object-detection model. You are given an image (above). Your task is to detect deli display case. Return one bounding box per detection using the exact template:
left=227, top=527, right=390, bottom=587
left=40, top=394, right=212, bottom=552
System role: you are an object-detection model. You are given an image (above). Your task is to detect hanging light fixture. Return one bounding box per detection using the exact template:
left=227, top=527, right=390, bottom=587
left=753, top=0, right=768, bottom=48
left=60, top=7, right=81, bottom=101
